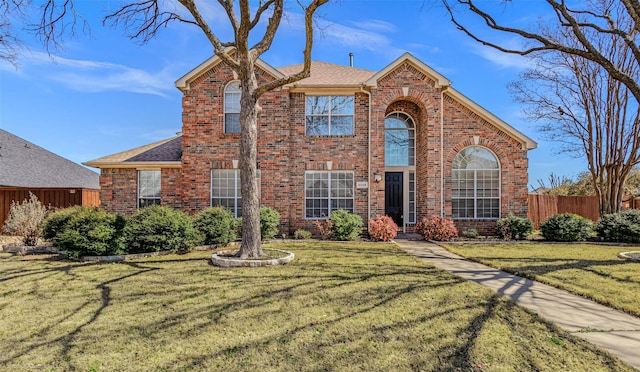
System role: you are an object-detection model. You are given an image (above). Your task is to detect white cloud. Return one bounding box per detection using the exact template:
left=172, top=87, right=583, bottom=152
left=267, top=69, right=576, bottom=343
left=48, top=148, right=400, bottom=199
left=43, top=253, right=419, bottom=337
left=281, top=11, right=404, bottom=58
left=6, top=51, right=175, bottom=97
left=470, top=38, right=533, bottom=70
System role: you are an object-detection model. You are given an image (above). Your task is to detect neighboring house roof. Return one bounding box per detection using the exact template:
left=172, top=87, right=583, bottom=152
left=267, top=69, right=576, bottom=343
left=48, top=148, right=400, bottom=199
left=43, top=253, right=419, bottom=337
left=84, top=135, right=182, bottom=169
left=0, top=129, right=100, bottom=189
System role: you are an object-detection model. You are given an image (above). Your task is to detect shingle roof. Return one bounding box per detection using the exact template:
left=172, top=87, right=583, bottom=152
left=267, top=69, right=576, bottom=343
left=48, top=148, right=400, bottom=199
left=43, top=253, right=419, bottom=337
left=0, top=129, right=100, bottom=189
left=84, top=135, right=182, bottom=168
left=277, top=61, right=375, bottom=86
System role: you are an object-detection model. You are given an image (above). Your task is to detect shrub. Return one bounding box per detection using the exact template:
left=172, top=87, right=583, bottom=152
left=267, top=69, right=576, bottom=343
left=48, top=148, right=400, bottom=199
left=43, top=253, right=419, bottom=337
left=312, top=216, right=332, bottom=240
left=596, top=209, right=640, bottom=243
left=122, top=205, right=199, bottom=253
left=293, top=229, right=312, bottom=240
left=2, top=192, right=48, bottom=246
left=496, top=214, right=533, bottom=240
left=42, top=206, right=83, bottom=243
left=368, top=215, right=398, bottom=242
left=414, top=216, right=458, bottom=241
left=462, top=229, right=479, bottom=239
left=330, top=209, right=364, bottom=241
left=259, top=207, right=281, bottom=240
left=47, top=207, right=125, bottom=258
left=193, top=207, right=239, bottom=246
left=540, top=213, right=594, bottom=242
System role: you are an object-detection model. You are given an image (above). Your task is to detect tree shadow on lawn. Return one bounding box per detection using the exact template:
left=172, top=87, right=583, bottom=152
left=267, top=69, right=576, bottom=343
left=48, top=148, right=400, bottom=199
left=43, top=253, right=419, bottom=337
left=469, top=256, right=640, bottom=285
left=0, top=246, right=632, bottom=371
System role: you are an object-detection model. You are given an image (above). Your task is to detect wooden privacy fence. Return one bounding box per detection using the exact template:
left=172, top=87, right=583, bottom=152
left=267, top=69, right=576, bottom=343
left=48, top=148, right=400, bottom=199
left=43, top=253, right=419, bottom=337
left=0, top=188, right=100, bottom=231
left=527, top=194, right=640, bottom=229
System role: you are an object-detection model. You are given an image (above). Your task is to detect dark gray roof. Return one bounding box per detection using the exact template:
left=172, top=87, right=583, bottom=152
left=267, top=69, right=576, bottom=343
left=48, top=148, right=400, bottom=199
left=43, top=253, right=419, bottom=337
left=0, top=129, right=100, bottom=189
left=126, top=137, right=182, bottom=162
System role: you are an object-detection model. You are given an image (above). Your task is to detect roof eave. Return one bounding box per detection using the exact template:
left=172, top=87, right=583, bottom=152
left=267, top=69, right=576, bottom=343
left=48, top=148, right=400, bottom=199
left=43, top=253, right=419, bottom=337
left=83, top=161, right=182, bottom=169
left=446, top=88, right=537, bottom=150
left=365, top=52, right=451, bottom=88
left=175, top=47, right=285, bottom=91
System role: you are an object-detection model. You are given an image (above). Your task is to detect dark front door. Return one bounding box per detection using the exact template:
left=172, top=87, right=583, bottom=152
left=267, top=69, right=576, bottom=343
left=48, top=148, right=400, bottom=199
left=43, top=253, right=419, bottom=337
left=385, top=172, right=403, bottom=227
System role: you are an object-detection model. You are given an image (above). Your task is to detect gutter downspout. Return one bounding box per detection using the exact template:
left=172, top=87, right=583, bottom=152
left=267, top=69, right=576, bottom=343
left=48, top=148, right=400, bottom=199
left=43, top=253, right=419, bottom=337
left=361, top=85, right=372, bottom=220
left=440, top=84, right=450, bottom=218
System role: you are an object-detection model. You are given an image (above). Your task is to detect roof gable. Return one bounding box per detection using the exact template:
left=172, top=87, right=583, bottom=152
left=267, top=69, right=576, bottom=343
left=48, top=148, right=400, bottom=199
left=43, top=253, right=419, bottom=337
left=175, top=50, right=284, bottom=91
left=0, top=129, right=99, bottom=189
left=365, top=52, right=451, bottom=88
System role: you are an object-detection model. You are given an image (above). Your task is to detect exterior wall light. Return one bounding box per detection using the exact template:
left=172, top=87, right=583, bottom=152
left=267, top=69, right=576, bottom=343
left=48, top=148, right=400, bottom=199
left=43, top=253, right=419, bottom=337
left=374, top=171, right=382, bottom=183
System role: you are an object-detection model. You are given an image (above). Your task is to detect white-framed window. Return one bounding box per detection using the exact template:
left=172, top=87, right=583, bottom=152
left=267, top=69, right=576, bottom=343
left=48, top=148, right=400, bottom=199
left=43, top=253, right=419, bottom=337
left=224, top=81, right=241, bottom=134
left=385, top=112, right=415, bottom=166
left=452, top=146, right=500, bottom=219
left=306, top=96, right=354, bottom=135
left=305, top=171, right=354, bottom=218
left=211, top=169, right=242, bottom=217
left=408, top=171, right=416, bottom=223
left=138, top=170, right=161, bottom=209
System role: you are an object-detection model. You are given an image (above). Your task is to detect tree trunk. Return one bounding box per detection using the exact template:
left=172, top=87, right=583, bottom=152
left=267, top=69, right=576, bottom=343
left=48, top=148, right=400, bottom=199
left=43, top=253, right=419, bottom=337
left=237, top=61, right=263, bottom=259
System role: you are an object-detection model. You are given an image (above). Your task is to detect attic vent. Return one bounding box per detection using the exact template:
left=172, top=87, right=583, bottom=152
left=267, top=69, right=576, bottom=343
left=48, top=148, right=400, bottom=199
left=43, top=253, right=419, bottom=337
left=349, top=52, right=354, bottom=67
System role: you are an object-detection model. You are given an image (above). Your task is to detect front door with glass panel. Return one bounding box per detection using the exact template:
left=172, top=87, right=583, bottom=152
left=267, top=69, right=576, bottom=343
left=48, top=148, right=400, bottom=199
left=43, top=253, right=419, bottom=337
left=385, top=172, right=403, bottom=227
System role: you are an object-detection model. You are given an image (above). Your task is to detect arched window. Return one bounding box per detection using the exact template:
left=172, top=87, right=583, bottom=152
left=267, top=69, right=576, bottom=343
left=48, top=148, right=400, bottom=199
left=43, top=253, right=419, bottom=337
left=384, top=113, right=415, bottom=166
left=224, top=81, right=241, bottom=133
left=452, top=146, right=500, bottom=219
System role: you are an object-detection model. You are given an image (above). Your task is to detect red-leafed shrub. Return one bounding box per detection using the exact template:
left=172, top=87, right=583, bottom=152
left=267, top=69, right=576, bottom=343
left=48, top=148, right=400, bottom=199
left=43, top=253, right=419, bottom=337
left=368, top=215, right=398, bottom=242
left=414, top=216, right=458, bottom=241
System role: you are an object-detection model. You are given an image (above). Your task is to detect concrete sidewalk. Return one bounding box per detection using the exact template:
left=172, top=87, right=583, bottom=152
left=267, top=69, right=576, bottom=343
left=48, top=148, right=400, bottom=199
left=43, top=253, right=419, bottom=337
left=394, top=239, right=640, bottom=370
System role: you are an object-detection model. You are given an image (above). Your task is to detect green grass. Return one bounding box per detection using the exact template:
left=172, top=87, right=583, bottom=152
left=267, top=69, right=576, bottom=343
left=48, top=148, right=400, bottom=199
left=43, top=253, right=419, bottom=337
left=0, top=241, right=633, bottom=371
left=441, top=242, right=640, bottom=318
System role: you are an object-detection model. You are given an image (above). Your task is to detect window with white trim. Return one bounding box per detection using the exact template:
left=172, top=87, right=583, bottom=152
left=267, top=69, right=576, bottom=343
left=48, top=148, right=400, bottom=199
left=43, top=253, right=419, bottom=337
left=385, top=112, right=415, bottom=166
left=306, top=96, right=354, bottom=135
left=138, top=170, right=161, bottom=208
left=452, top=146, right=500, bottom=219
left=409, top=171, right=416, bottom=223
left=211, top=169, right=242, bottom=217
left=224, top=81, right=241, bottom=134
left=305, top=171, right=354, bottom=218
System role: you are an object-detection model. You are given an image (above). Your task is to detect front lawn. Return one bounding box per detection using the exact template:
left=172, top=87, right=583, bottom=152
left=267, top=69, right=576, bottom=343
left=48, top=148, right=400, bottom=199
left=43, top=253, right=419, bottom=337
left=0, top=241, right=633, bottom=371
left=441, top=242, right=640, bottom=318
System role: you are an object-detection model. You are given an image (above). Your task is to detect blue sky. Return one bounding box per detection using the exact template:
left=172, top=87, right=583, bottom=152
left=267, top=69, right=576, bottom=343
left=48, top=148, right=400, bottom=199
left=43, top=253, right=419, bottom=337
left=0, top=0, right=584, bottom=188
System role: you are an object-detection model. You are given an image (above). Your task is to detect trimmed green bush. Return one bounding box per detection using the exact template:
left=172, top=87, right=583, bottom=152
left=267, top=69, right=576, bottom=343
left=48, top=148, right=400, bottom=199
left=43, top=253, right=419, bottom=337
left=414, top=216, right=458, bottom=241
left=462, top=229, right=479, bottom=239
left=45, top=207, right=125, bottom=258
left=43, top=206, right=83, bottom=243
left=122, top=205, right=199, bottom=253
left=293, top=229, right=312, bottom=240
left=596, top=209, right=640, bottom=243
left=259, top=207, right=281, bottom=240
left=2, top=192, right=48, bottom=246
left=193, top=207, right=239, bottom=246
left=496, top=214, right=533, bottom=240
left=330, top=209, right=363, bottom=241
left=540, top=213, right=594, bottom=242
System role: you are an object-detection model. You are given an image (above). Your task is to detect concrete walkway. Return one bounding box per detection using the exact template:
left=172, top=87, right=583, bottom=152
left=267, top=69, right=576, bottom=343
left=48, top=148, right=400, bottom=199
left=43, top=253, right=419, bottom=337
left=394, top=239, right=640, bottom=370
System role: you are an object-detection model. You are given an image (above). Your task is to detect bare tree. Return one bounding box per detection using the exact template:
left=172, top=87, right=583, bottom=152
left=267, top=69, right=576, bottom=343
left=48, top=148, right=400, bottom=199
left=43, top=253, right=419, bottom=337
left=443, top=0, right=640, bottom=103
left=445, top=0, right=640, bottom=215
left=9, top=0, right=328, bottom=258
left=107, top=0, right=328, bottom=258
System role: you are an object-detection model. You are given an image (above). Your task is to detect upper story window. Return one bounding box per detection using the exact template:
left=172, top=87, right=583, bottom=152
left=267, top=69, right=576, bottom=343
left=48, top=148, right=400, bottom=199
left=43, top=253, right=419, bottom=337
left=224, top=81, right=241, bottom=134
left=385, top=112, right=415, bottom=166
left=138, top=170, right=161, bottom=209
left=452, top=146, right=500, bottom=219
left=306, top=96, right=354, bottom=136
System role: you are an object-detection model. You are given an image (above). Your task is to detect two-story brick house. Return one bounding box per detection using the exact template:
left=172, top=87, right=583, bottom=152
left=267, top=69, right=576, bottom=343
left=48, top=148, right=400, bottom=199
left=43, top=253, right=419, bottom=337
left=85, top=52, right=536, bottom=235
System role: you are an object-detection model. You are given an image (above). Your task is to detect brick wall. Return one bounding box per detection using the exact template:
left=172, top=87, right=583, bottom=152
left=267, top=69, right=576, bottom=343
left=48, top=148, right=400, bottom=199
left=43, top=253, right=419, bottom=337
left=99, top=58, right=531, bottom=236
